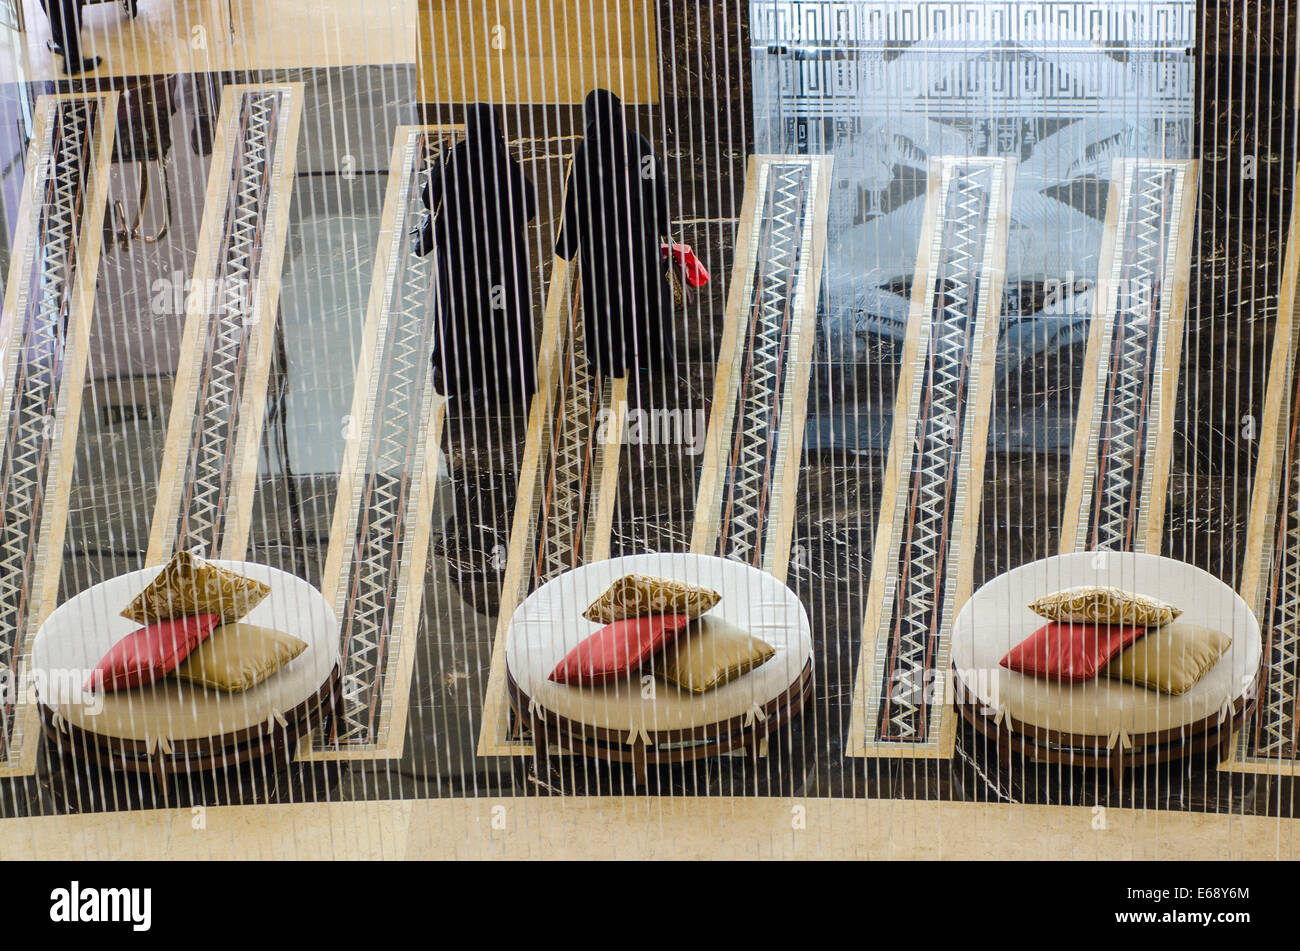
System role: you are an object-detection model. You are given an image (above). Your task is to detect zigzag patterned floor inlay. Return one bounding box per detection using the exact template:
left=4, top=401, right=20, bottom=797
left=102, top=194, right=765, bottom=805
left=0, top=93, right=118, bottom=777
left=846, top=157, right=1014, bottom=759
left=1226, top=164, right=1300, bottom=775
left=147, top=84, right=303, bottom=566
left=1060, top=159, right=1197, bottom=555
left=692, top=156, right=830, bottom=583
left=300, top=125, right=460, bottom=761
left=477, top=257, right=626, bottom=757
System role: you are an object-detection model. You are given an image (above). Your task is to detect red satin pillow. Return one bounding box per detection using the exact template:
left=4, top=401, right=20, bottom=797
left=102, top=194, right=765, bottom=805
left=85, top=614, right=220, bottom=692
left=1000, top=621, right=1147, bottom=684
left=549, top=614, right=691, bottom=686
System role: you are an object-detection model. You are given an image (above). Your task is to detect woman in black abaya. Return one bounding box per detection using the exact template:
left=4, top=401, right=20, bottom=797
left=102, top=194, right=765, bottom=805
left=556, top=89, right=673, bottom=379
left=416, top=104, right=538, bottom=408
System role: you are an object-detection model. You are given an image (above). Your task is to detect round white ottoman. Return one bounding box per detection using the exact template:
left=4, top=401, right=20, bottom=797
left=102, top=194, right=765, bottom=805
left=31, top=561, right=341, bottom=780
left=505, top=553, right=814, bottom=781
left=950, top=552, right=1261, bottom=782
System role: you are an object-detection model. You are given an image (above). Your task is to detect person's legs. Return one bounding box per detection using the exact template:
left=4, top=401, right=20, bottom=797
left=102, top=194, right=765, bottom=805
left=41, top=0, right=62, bottom=53
left=45, top=0, right=79, bottom=59
left=44, top=0, right=100, bottom=74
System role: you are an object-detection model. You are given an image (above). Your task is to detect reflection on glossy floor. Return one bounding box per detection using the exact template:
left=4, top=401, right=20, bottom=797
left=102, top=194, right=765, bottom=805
left=0, top=0, right=416, bottom=82
left=0, top=2, right=1294, bottom=860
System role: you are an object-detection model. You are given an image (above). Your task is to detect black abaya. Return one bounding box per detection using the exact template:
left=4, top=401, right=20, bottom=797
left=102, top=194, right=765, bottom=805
left=417, top=104, right=538, bottom=406
left=555, top=90, right=672, bottom=379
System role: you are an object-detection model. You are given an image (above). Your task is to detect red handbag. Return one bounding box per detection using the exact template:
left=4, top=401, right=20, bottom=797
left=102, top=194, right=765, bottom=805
left=660, top=242, right=710, bottom=287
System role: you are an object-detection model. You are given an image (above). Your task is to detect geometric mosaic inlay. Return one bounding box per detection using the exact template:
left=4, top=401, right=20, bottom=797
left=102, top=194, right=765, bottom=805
left=1230, top=162, right=1300, bottom=774
left=147, top=85, right=302, bottom=567
left=303, top=125, right=460, bottom=760
left=692, top=156, right=829, bottom=584
left=0, top=93, right=118, bottom=776
left=847, top=157, right=1014, bottom=759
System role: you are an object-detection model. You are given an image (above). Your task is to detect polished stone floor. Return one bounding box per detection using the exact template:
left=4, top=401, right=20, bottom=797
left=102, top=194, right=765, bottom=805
left=0, top=6, right=1294, bottom=820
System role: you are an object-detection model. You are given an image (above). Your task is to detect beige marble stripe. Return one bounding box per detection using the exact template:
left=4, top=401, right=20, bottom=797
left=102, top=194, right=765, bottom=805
left=689, top=156, right=765, bottom=557
left=477, top=241, right=632, bottom=757
left=583, top=374, right=627, bottom=565
left=764, top=158, right=831, bottom=582
left=689, top=154, right=832, bottom=578
left=1238, top=166, right=1300, bottom=624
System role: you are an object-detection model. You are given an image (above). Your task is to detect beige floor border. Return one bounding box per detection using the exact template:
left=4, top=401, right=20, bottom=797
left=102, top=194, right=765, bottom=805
left=299, top=124, right=459, bottom=761
left=146, top=83, right=303, bottom=567
left=847, top=157, right=1015, bottom=760
left=0, top=92, right=119, bottom=778
left=0, top=795, right=1291, bottom=860
left=1059, top=158, right=1198, bottom=554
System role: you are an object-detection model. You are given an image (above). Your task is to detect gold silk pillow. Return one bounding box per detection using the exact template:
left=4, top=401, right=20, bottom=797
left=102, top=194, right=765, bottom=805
left=1104, top=622, right=1231, bottom=695
left=583, top=573, right=721, bottom=624
left=122, top=551, right=272, bottom=625
left=659, top=615, right=775, bottom=693
left=172, top=622, right=307, bottom=692
left=1028, top=585, right=1181, bottom=627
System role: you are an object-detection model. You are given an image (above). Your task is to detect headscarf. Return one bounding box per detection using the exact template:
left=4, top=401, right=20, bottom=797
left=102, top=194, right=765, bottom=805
left=580, top=89, right=632, bottom=182
left=418, top=103, right=518, bottom=255
left=460, top=102, right=508, bottom=183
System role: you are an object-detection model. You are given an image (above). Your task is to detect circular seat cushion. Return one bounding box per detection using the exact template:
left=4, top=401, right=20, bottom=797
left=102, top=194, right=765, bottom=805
left=505, top=554, right=812, bottom=733
left=950, top=552, right=1261, bottom=739
left=31, top=561, right=340, bottom=744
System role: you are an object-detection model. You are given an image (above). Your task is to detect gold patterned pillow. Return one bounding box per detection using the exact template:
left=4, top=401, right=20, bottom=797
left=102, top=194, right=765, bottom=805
left=583, top=573, right=721, bottom=624
left=1029, top=585, right=1181, bottom=627
left=122, top=551, right=271, bottom=625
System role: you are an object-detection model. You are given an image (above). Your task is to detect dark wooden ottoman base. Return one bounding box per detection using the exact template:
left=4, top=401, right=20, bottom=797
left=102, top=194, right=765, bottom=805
left=508, top=662, right=814, bottom=787
left=952, top=664, right=1257, bottom=792
left=39, top=666, right=341, bottom=795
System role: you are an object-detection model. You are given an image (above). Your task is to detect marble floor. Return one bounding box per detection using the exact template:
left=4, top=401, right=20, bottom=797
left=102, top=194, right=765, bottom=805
left=3, top=795, right=1297, bottom=860
left=0, top=3, right=1294, bottom=861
